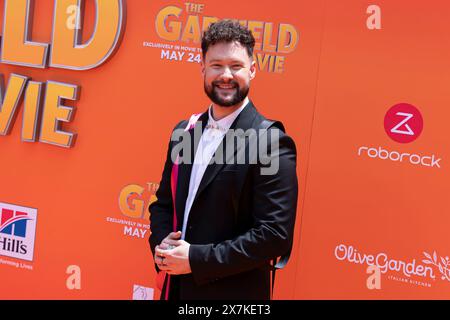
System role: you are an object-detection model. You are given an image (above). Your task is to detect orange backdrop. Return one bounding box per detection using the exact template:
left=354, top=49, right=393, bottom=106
left=0, top=0, right=448, bottom=299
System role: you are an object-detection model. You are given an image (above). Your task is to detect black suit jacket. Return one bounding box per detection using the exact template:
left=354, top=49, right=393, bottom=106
left=149, top=101, right=298, bottom=300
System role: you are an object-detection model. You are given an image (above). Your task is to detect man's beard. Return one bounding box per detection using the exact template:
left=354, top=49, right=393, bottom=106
left=204, top=80, right=249, bottom=107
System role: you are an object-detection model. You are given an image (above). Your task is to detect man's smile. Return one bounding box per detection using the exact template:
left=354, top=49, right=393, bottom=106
left=214, top=83, right=237, bottom=92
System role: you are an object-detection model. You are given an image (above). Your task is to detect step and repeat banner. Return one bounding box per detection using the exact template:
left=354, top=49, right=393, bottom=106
left=296, top=1, right=450, bottom=299
left=0, top=0, right=448, bottom=299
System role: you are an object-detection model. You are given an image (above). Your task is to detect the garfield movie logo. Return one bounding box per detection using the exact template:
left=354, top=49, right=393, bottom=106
left=150, top=2, right=299, bottom=74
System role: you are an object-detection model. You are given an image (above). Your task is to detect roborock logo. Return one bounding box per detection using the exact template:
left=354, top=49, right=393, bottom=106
left=384, top=103, right=423, bottom=143
left=358, top=103, right=442, bottom=168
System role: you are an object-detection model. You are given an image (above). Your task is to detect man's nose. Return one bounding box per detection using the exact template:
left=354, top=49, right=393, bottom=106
left=219, top=67, right=233, bottom=81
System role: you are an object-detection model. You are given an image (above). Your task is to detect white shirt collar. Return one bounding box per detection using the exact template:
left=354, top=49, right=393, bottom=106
left=207, top=97, right=249, bottom=132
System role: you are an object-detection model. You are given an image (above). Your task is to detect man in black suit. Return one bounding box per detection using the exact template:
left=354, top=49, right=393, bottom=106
left=149, top=20, right=298, bottom=300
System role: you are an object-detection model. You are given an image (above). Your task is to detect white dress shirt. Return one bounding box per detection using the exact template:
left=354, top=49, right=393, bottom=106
left=181, top=97, right=249, bottom=239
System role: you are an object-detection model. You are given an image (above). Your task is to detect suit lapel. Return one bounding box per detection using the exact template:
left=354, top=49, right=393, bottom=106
left=175, top=111, right=208, bottom=229
left=192, top=101, right=258, bottom=205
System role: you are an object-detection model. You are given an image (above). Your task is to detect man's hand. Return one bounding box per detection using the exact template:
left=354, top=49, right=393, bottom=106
left=155, top=231, right=192, bottom=275
left=154, top=231, right=180, bottom=266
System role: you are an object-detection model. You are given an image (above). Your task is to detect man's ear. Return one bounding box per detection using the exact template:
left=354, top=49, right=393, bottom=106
left=200, top=61, right=205, bottom=76
left=249, top=60, right=256, bottom=80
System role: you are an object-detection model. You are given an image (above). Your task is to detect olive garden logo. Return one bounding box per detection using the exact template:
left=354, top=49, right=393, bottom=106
left=335, top=244, right=450, bottom=288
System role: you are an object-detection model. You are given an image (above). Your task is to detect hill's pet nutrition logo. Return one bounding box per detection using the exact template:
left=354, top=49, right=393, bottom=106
left=0, top=203, right=37, bottom=261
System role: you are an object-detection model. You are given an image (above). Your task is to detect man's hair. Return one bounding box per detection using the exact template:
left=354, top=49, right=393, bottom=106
left=201, top=20, right=255, bottom=59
